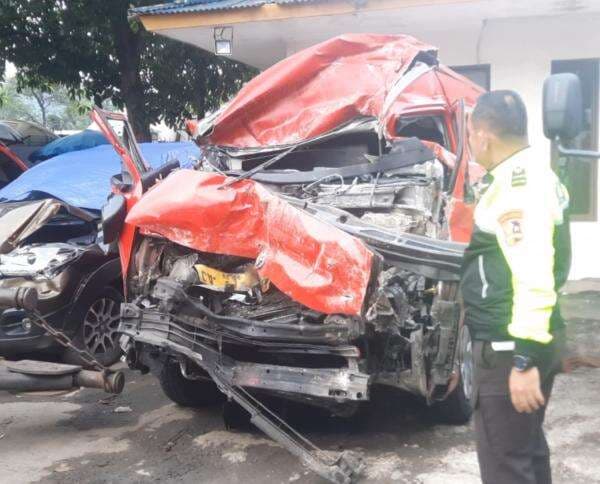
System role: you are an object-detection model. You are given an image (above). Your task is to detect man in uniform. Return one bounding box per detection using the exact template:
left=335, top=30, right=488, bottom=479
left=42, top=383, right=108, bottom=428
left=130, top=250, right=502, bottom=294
left=461, top=90, right=571, bottom=484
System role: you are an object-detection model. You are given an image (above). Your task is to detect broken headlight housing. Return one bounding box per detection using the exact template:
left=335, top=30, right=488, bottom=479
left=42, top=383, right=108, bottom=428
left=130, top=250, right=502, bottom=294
left=0, top=243, right=83, bottom=278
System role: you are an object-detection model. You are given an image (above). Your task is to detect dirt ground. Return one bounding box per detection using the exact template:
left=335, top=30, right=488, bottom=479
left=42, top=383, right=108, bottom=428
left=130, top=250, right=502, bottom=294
left=1, top=290, right=599, bottom=484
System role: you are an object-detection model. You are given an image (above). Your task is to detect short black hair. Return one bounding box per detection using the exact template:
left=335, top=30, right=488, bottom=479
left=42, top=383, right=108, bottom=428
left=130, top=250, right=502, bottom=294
left=471, top=90, right=528, bottom=140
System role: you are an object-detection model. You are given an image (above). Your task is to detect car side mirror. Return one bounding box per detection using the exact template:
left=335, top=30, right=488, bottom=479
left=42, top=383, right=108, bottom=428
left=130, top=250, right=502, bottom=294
left=543, top=73, right=583, bottom=141
left=101, top=194, right=127, bottom=244
left=110, top=173, right=133, bottom=193
left=140, top=159, right=180, bottom=192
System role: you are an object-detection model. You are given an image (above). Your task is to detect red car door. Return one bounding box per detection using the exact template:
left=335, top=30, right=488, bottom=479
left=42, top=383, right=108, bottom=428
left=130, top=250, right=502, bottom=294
left=90, top=107, right=150, bottom=281
left=446, top=100, right=476, bottom=243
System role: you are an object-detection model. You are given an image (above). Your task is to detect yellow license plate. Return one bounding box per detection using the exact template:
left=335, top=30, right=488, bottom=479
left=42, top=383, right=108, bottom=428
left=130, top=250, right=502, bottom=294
left=194, top=264, right=264, bottom=292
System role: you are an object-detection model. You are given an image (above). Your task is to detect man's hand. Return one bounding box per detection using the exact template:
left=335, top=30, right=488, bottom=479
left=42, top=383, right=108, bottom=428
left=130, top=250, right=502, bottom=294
left=509, top=367, right=545, bottom=413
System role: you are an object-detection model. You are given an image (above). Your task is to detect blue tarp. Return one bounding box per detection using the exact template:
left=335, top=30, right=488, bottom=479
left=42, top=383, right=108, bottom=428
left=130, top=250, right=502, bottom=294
left=0, top=142, right=201, bottom=211
left=29, top=129, right=109, bottom=162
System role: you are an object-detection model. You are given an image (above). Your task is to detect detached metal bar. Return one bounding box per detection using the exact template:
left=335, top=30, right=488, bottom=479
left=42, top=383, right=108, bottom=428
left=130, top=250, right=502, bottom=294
left=0, top=287, right=125, bottom=395
left=0, top=360, right=125, bottom=394
left=0, top=365, right=76, bottom=392
left=131, top=333, right=364, bottom=484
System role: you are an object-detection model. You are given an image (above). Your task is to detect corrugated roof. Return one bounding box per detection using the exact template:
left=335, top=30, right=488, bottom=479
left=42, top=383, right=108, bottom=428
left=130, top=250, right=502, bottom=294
left=130, top=0, right=321, bottom=17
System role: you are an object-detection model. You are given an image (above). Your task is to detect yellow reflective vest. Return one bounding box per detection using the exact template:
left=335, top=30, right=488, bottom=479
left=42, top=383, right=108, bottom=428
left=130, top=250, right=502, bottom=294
left=460, top=147, right=570, bottom=361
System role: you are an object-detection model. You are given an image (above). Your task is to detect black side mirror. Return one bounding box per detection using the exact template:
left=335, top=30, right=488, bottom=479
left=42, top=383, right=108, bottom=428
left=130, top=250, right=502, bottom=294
left=110, top=173, right=133, bottom=192
left=101, top=194, right=127, bottom=244
left=140, top=159, right=180, bottom=192
left=543, top=73, right=583, bottom=141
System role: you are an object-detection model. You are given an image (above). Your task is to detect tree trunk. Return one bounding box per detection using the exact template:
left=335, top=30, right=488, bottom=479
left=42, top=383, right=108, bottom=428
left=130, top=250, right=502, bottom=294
left=119, top=78, right=150, bottom=142
left=40, top=103, right=47, bottom=127
left=110, top=13, right=151, bottom=142
left=31, top=90, right=47, bottom=127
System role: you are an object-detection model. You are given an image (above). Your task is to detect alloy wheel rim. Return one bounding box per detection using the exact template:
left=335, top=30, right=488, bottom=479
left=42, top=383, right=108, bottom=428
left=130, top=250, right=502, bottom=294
left=459, top=326, right=474, bottom=402
left=82, top=297, right=120, bottom=355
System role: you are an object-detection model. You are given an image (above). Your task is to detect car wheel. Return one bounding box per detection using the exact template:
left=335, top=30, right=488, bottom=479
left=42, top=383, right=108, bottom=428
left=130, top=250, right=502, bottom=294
left=434, top=324, right=474, bottom=424
left=62, top=287, right=123, bottom=367
left=159, top=359, right=224, bottom=407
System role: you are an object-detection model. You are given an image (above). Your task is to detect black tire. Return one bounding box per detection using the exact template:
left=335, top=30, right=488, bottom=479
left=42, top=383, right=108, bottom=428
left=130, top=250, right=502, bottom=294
left=62, top=286, right=123, bottom=367
left=223, top=400, right=252, bottom=430
left=159, top=360, right=224, bottom=407
left=434, top=325, right=474, bottom=424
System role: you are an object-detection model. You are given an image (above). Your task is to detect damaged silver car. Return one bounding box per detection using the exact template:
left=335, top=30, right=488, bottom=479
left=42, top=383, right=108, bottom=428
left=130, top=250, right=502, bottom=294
left=0, top=199, right=122, bottom=366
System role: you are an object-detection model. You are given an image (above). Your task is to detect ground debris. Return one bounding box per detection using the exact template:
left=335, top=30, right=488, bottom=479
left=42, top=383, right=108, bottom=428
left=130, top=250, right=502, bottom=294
left=114, top=406, right=133, bottom=413
left=62, top=389, right=83, bottom=399
left=363, top=452, right=406, bottom=481
left=99, top=395, right=118, bottom=405
left=54, top=462, right=72, bottom=473
left=164, top=429, right=187, bottom=452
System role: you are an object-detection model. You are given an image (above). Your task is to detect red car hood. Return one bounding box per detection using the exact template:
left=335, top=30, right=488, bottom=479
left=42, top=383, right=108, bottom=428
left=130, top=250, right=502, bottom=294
left=122, top=35, right=485, bottom=315
left=126, top=170, right=374, bottom=316
left=195, top=33, right=483, bottom=149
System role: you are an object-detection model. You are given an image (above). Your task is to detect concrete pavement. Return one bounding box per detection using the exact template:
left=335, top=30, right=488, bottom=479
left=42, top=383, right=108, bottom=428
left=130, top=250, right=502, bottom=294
left=1, top=291, right=599, bottom=484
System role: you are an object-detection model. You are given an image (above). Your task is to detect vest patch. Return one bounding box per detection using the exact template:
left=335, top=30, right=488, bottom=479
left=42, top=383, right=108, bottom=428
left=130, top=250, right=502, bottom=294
left=498, top=210, right=524, bottom=246
left=511, top=167, right=527, bottom=187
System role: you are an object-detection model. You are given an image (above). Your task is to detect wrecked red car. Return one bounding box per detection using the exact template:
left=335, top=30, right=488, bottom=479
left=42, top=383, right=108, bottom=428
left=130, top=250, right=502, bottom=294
left=0, top=119, right=61, bottom=187
left=0, top=141, right=28, bottom=188
left=96, top=34, right=484, bottom=483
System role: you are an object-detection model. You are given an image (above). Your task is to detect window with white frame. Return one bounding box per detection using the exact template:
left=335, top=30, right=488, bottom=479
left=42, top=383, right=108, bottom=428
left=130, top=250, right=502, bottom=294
left=451, top=64, right=490, bottom=91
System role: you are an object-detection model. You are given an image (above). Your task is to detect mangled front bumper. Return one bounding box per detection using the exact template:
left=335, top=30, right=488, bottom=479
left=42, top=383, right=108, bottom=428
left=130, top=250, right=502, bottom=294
left=120, top=301, right=370, bottom=406
left=126, top=331, right=369, bottom=404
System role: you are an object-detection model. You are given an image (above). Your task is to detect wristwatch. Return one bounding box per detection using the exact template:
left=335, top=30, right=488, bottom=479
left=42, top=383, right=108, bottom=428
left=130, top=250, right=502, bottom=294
left=513, top=355, right=535, bottom=372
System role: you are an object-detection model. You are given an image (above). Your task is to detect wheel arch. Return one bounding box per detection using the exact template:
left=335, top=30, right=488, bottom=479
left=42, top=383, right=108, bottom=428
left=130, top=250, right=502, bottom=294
left=63, top=257, right=122, bottom=334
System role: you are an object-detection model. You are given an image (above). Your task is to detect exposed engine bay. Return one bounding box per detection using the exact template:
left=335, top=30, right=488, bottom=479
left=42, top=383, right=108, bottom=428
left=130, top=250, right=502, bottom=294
left=269, top=157, right=443, bottom=238
left=205, top=126, right=445, bottom=234
left=121, top=135, right=466, bottom=416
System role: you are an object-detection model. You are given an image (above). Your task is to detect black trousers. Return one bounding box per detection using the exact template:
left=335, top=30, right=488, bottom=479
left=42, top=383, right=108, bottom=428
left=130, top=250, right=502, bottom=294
left=473, top=335, right=564, bottom=484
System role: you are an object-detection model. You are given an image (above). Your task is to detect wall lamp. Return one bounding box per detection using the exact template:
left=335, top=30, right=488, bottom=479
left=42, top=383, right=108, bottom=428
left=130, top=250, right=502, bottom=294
left=214, top=26, right=233, bottom=56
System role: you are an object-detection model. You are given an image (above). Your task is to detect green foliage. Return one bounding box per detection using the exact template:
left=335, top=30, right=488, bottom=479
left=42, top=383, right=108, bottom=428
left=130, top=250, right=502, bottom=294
left=0, top=0, right=255, bottom=138
left=0, top=79, right=34, bottom=121
left=0, top=76, right=91, bottom=130
left=141, top=36, right=253, bottom=127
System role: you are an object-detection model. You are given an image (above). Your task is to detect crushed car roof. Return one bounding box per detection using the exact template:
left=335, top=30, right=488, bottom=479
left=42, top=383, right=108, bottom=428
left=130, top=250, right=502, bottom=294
left=196, top=33, right=483, bottom=149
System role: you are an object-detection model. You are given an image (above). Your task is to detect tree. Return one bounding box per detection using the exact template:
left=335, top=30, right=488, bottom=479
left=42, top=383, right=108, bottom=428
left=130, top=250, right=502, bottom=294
left=0, top=78, right=35, bottom=122
left=29, top=89, right=52, bottom=127
left=0, top=1, right=255, bottom=141
left=0, top=76, right=91, bottom=130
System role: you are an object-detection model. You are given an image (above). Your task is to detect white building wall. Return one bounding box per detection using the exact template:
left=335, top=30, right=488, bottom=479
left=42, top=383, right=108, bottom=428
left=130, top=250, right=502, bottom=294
left=410, top=13, right=600, bottom=280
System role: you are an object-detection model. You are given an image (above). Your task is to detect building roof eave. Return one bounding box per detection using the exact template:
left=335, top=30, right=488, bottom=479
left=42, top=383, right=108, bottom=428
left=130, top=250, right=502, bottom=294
left=129, top=0, right=324, bottom=18
left=132, top=0, right=475, bottom=32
